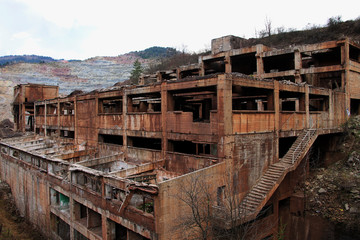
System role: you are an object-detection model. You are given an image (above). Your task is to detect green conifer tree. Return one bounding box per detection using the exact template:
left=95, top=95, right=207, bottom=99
left=130, top=59, right=143, bottom=85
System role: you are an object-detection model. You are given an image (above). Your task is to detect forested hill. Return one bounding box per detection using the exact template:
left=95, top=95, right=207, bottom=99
left=0, top=55, right=57, bottom=66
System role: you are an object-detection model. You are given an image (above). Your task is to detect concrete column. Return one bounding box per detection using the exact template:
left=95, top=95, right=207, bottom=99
left=329, top=91, right=334, bottom=128
left=123, top=93, right=128, bottom=160
left=225, top=53, right=232, bottom=73
left=274, top=81, right=280, bottom=162
left=217, top=74, right=233, bottom=159
left=305, top=85, right=310, bottom=128
left=44, top=101, right=47, bottom=136
left=34, top=103, right=37, bottom=133
left=57, top=101, right=60, bottom=137
left=342, top=40, right=351, bottom=118
left=274, top=81, right=280, bottom=131
left=199, top=56, right=205, bottom=76
left=256, top=44, right=265, bottom=76
left=74, top=96, right=77, bottom=144
left=294, top=49, right=302, bottom=83
left=95, top=93, right=99, bottom=143
left=161, top=81, right=168, bottom=158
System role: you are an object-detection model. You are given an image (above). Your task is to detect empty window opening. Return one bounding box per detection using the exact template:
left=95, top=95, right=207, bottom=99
left=169, top=86, right=217, bottom=122
left=60, top=130, right=74, bottom=139
left=136, top=196, right=154, bottom=214
left=280, top=91, right=305, bottom=112
left=98, top=134, right=123, bottom=145
left=88, top=208, right=102, bottom=236
left=36, top=105, right=45, bottom=115
left=127, top=136, right=161, bottom=150
left=279, top=136, right=297, bottom=158
left=233, top=86, right=274, bottom=111
left=99, top=97, right=123, bottom=114
left=231, top=52, right=257, bottom=75
left=50, top=188, right=70, bottom=211
left=50, top=213, right=70, bottom=240
left=303, top=71, right=342, bottom=89
left=46, top=128, right=57, bottom=137
left=302, top=47, right=341, bottom=68
left=351, top=99, right=360, bottom=115
left=74, top=172, right=102, bottom=193
left=127, top=92, right=161, bottom=113
left=46, top=103, right=57, bottom=115
left=309, top=94, right=329, bottom=112
left=179, top=68, right=200, bottom=79
left=349, top=45, right=360, bottom=62
left=105, top=185, right=126, bottom=202
left=74, top=201, right=102, bottom=236
left=74, top=230, right=89, bottom=240
left=60, top=102, right=74, bottom=115
left=158, top=70, right=177, bottom=81
left=168, top=140, right=217, bottom=156
left=108, top=219, right=127, bottom=240
left=273, top=76, right=296, bottom=82
left=74, top=201, right=88, bottom=226
left=204, top=57, right=225, bottom=75
left=263, top=53, right=294, bottom=73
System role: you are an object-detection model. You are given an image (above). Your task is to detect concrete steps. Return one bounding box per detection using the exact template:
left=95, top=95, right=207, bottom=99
left=236, top=129, right=318, bottom=221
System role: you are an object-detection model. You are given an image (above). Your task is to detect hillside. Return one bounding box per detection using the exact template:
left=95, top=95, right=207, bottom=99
left=304, top=116, right=360, bottom=235
left=0, top=55, right=57, bottom=66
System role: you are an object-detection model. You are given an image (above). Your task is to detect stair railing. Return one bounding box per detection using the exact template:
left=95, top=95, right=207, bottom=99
left=291, top=129, right=316, bottom=164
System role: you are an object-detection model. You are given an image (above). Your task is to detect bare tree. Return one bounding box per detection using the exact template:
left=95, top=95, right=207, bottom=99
left=264, top=16, right=272, bottom=37
left=174, top=170, right=278, bottom=240
left=174, top=174, right=213, bottom=240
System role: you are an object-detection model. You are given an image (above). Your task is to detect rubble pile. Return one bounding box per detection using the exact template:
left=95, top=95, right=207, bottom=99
left=304, top=116, right=360, bottom=232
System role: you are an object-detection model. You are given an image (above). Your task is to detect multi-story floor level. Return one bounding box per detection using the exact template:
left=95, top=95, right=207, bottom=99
left=1, top=36, right=360, bottom=239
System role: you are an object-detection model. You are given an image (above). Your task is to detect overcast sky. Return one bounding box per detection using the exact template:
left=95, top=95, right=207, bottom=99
left=0, top=0, right=359, bottom=60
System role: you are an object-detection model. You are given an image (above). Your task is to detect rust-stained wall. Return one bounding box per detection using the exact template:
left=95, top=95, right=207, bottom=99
left=232, top=133, right=275, bottom=194
left=76, top=99, right=97, bottom=145
left=156, top=162, right=226, bottom=239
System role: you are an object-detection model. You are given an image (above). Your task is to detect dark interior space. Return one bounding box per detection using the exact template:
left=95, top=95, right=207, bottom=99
left=279, top=136, right=297, bottom=158
left=98, top=134, right=123, bottom=145
left=128, top=136, right=162, bottom=150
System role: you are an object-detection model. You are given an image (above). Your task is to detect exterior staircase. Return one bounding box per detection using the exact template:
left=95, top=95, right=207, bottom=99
left=215, top=129, right=318, bottom=228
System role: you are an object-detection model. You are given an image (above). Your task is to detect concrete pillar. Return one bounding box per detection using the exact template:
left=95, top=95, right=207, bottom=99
left=199, top=56, right=205, bottom=76
left=161, top=81, right=168, bottom=158
left=74, top=96, right=77, bottom=144
left=225, top=53, right=232, bottom=73
left=217, top=74, right=233, bottom=159
left=123, top=93, right=128, bottom=160
left=274, top=81, right=280, bottom=162
left=256, top=44, right=265, bottom=76
left=294, top=49, right=302, bottom=83
left=57, top=101, right=60, bottom=137
left=305, top=85, right=310, bottom=128
left=341, top=40, right=351, bottom=119
left=44, top=101, right=47, bottom=136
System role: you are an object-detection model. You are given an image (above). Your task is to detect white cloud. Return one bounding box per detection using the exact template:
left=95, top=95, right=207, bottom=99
left=1, top=0, right=359, bottom=60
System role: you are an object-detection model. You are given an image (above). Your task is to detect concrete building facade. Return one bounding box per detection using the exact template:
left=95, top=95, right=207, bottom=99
left=1, top=36, right=360, bottom=239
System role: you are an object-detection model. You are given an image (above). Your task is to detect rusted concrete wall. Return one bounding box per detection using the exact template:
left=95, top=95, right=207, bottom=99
left=232, top=133, right=275, bottom=194
left=156, top=162, right=226, bottom=239
left=349, top=70, right=360, bottom=98
left=233, top=112, right=275, bottom=133
left=0, top=153, right=52, bottom=238
left=76, top=99, right=97, bottom=145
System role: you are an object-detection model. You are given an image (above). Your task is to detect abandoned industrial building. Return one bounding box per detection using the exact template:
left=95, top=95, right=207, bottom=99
left=1, top=35, right=360, bottom=239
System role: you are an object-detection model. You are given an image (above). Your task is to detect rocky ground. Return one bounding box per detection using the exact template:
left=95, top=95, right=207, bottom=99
left=304, top=116, right=360, bottom=234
